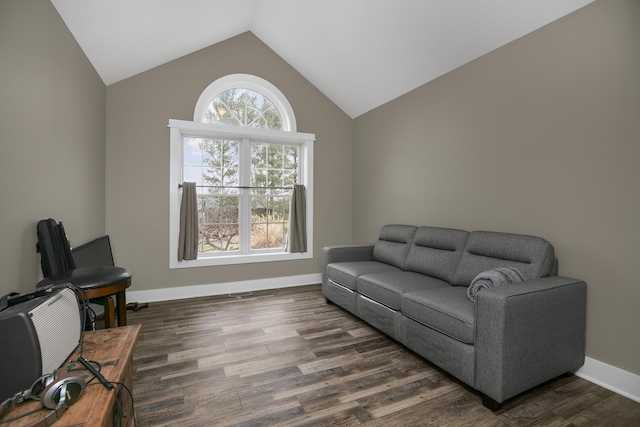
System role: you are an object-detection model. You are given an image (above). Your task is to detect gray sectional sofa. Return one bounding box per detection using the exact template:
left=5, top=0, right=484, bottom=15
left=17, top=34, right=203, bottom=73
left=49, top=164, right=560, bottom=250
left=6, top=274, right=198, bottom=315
left=322, top=225, right=586, bottom=410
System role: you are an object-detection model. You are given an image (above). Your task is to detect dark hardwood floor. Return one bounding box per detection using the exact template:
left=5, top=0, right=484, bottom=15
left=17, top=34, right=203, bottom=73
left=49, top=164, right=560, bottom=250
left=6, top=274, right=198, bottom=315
left=127, top=285, right=639, bottom=426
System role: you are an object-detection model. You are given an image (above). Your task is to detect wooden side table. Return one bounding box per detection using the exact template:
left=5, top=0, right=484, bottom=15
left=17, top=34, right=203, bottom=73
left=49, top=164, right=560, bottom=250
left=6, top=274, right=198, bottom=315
left=3, top=325, right=141, bottom=427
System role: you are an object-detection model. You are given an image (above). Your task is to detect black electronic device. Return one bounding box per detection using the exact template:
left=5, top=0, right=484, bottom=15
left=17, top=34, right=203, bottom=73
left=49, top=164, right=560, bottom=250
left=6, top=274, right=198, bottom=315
left=0, top=288, right=82, bottom=402
left=5, top=284, right=56, bottom=307
left=72, top=235, right=114, bottom=268
left=77, top=357, right=113, bottom=390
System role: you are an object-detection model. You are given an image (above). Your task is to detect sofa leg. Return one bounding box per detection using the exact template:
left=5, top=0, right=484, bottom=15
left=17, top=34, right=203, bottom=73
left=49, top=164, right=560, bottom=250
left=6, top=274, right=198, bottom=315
left=324, top=297, right=333, bottom=305
left=481, top=394, right=503, bottom=412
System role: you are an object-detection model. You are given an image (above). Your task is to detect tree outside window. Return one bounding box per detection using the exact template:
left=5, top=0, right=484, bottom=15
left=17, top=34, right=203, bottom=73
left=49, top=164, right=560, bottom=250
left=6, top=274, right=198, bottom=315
left=206, top=88, right=283, bottom=130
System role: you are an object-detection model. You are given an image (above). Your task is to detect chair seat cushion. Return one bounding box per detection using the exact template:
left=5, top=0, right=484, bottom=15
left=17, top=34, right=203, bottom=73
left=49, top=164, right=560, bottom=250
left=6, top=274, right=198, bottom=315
left=401, top=286, right=476, bottom=344
left=37, top=266, right=132, bottom=290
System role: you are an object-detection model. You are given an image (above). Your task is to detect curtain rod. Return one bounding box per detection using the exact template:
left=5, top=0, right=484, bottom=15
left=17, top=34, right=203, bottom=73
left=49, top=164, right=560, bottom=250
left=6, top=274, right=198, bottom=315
left=179, top=184, right=293, bottom=190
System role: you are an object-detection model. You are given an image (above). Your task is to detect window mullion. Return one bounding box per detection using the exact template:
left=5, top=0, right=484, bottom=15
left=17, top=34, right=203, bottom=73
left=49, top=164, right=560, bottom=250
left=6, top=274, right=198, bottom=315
left=240, top=138, right=252, bottom=253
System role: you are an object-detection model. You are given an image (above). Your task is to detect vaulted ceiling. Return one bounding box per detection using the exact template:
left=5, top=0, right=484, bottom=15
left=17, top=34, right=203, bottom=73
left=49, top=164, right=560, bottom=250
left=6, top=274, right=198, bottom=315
left=51, top=0, right=595, bottom=118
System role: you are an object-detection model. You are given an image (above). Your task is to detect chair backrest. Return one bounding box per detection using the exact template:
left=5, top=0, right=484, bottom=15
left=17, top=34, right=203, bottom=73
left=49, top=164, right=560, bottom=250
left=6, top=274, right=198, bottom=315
left=36, top=219, right=76, bottom=277
left=72, top=236, right=115, bottom=268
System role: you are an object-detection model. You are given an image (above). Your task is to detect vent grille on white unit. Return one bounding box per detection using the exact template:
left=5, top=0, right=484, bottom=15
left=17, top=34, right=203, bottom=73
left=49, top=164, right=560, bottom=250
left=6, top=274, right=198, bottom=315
left=29, top=288, right=81, bottom=374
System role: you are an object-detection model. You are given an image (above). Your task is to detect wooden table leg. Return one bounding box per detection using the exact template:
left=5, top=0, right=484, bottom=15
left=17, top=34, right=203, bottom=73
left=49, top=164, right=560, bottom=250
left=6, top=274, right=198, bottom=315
left=102, top=297, right=116, bottom=328
left=116, top=290, right=127, bottom=326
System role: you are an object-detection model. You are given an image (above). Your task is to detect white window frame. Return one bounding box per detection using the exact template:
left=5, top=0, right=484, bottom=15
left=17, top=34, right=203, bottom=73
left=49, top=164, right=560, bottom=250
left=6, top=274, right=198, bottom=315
left=169, top=120, right=314, bottom=269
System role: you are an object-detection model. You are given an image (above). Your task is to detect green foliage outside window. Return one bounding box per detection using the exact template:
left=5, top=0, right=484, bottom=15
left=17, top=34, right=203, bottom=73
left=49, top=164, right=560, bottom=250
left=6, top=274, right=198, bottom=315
left=205, top=88, right=283, bottom=130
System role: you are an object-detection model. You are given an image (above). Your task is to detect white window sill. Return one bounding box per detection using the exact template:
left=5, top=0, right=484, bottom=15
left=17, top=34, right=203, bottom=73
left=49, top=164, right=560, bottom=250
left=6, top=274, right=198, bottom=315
left=169, top=250, right=312, bottom=269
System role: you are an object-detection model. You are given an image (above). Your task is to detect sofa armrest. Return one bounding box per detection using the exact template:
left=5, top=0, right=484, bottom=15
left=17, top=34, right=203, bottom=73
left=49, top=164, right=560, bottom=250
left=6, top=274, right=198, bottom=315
left=474, top=275, right=586, bottom=404
left=323, top=244, right=374, bottom=264
left=322, top=245, right=374, bottom=285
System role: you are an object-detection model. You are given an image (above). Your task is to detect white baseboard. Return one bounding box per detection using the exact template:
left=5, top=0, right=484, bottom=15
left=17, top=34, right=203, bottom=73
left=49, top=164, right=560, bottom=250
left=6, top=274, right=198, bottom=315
left=125, top=273, right=322, bottom=304
left=126, top=274, right=639, bottom=404
left=576, top=357, right=640, bottom=404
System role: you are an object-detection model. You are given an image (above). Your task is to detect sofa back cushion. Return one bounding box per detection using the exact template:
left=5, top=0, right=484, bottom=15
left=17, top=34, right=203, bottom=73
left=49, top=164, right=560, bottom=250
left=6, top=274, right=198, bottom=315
left=404, top=227, right=469, bottom=283
left=372, top=225, right=418, bottom=269
left=452, top=231, right=556, bottom=286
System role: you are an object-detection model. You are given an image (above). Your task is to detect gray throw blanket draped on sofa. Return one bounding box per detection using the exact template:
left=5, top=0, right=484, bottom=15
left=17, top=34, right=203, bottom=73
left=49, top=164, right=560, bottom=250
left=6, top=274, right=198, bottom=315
left=467, top=267, right=524, bottom=302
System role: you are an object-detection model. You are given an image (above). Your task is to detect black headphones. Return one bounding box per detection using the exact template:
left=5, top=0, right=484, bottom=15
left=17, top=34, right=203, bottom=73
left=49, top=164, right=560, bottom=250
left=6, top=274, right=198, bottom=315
left=0, top=366, right=85, bottom=426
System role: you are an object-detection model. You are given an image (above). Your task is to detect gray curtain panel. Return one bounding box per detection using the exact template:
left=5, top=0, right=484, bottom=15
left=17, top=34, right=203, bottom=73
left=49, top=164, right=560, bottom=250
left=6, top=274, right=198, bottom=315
left=178, top=182, right=198, bottom=261
left=287, top=184, right=307, bottom=253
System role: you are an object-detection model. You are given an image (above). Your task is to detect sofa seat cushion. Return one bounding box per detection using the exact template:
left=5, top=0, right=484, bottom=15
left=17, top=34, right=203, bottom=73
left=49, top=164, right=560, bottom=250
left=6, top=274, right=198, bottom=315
left=326, top=261, right=401, bottom=290
left=357, top=271, right=449, bottom=310
left=401, top=286, right=476, bottom=344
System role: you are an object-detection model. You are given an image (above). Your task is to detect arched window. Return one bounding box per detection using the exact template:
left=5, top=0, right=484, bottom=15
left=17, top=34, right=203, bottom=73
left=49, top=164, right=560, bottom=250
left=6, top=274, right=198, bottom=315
left=169, top=74, right=313, bottom=268
left=193, top=74, right=297, bottom=131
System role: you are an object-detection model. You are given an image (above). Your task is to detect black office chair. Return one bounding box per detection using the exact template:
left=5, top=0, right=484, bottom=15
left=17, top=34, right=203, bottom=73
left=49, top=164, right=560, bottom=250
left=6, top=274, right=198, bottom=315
left=35, top=219, right=132, bottom=328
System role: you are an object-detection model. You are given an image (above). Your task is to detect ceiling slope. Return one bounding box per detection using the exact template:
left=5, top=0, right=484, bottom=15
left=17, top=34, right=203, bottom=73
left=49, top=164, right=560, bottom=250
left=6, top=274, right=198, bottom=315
left=51, top=0, right=595, bottom=118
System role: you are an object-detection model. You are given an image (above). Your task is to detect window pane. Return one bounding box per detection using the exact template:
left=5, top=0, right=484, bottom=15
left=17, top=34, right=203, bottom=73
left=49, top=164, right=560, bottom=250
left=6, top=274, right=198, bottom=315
left=267, top=224, right=285, bottom=248
left=282, top=170, right=297, bottom=187
left=206, top=89, right=283, bottom=130
left=183, top=165, right=203, bottom=185
left=252, top=168, right=268, bottom=188
left=200, top=139, right=240, bottom=194
left=283, top=145, right=298, bottom=169
left=184, top=137, right=203, bottom=166
left=199, top=195, right=239, bottom=253
left=252, top=144, right=267, bottom=168
left=250, top=196, right=289, bottom=250
left=251, top=142, right=299, bottom=195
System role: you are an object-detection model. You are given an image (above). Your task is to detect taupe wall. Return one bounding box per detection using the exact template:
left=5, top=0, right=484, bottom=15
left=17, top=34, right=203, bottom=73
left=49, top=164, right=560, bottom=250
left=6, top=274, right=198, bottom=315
left=1, top=0, right=636, bottom=379
left=105, top=33, right=353, bottom=292
left=0, top=0, right=106, bottom=295
left=353, top=0, right=640, bottom=375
